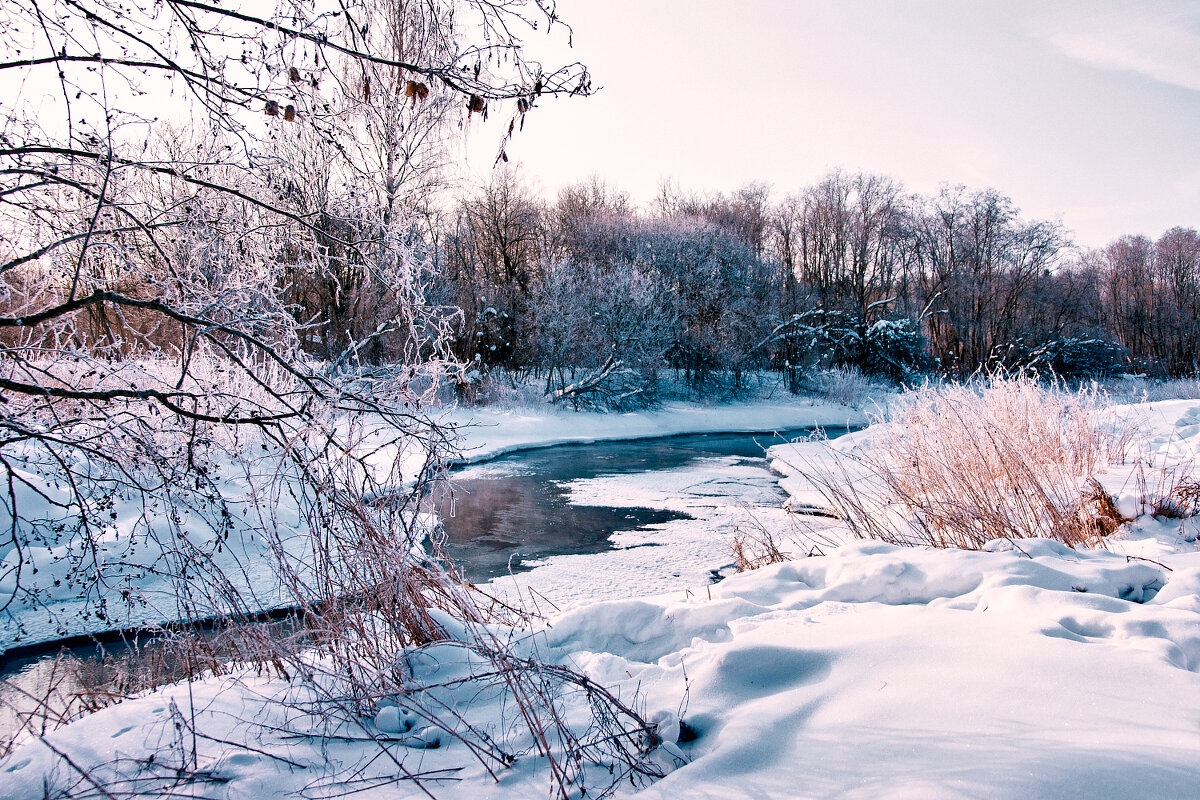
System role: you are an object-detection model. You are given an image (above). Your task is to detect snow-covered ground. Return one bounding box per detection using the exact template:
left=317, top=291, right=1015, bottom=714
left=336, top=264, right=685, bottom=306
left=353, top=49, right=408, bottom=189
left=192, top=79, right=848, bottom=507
left=4, top=395, right=1200, bottom=799
left=447, top=398, right=867, bottom=463
left=0, top=398, right=860, bottom=651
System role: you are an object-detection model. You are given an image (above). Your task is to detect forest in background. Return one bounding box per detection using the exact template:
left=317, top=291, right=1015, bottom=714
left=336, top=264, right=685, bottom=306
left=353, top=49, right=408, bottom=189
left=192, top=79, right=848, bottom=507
left=418, top=169, right=1200, bottom=407
left=4, top=0, right=1194, bottom=416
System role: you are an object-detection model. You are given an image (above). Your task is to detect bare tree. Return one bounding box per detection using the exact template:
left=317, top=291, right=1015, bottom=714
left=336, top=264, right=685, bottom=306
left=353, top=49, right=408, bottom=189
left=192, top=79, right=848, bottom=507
left=530, top=256, right=678, bottom=406
left=656, top=181, right=772, bottom=256
left=551, top=175, right=632, bottom=242
left=0, top=2, right=676, bottom=796
left=1155, top=227, right=1200, bottom=376
left=1092, top=228, right=1200, bottom=377
left=439, top=166, right=546, bottom=369
left=787, top=171, right=902, bottom=322
left=902, top=186, right=1067, bottom=373
left=0, top=0, right=593, bottom=624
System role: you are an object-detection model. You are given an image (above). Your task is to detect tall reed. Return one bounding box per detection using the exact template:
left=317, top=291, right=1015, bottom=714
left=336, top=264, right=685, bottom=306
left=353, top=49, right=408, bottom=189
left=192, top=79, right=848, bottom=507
left=793, top=375, right=1135, bottom=549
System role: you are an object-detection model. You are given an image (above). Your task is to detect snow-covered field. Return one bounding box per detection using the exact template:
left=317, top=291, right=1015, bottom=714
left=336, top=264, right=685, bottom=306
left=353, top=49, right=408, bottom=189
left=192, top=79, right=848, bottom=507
left=4, top=394, right=1200, bottom=799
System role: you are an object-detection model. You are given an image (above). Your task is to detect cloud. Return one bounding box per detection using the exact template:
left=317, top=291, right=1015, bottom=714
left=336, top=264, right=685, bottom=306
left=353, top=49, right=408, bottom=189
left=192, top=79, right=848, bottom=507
left=1036, top=1, right=1200, bottom=92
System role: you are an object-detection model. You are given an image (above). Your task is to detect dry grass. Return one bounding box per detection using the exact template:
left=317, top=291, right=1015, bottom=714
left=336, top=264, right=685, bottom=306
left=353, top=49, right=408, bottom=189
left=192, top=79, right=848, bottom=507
left=1103, top=377, right=1200, bottom=404
left=1135, top=461, right=1200, bottom=522
left=731, top=520, right=789, bottom=572
left=813, top=366, right=879, bottom=409
left=792, top=375, right=1137, bottom=549
left=1159, top=478, right=1200, bottom=518
left=1080, top=478, right=1132, bottom=536
left=728, top=504, right=825, bottom=571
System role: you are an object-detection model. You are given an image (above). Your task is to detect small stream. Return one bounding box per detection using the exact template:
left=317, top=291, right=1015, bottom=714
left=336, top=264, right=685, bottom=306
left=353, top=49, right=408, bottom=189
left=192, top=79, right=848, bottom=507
left=0, top=427, right=844, bottom=743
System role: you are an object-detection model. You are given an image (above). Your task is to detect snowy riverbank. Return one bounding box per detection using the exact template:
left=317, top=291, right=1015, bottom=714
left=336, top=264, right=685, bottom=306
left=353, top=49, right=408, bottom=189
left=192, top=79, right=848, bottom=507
left=0, top=397, right=864, bottom=652
left=4, top=393, right=1200, bottom=799
left=447, top=397, right=868, bottom=463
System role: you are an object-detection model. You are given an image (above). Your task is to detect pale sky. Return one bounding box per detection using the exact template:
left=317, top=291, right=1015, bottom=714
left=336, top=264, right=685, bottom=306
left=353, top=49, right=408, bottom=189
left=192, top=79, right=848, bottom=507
left=462, top=0, right=1200, bottom=249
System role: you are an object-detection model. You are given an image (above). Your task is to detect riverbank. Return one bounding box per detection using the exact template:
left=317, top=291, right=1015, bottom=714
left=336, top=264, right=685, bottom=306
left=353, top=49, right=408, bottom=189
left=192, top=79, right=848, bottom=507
left=463, top=428, right=832, bottom=611
left=447, top=397, right=869, bottom=463
left=443, top=398, right=867, bottom=611
left=0, top=397, right=866, bottom=653
left=5, top=389, right=1200, bottom=798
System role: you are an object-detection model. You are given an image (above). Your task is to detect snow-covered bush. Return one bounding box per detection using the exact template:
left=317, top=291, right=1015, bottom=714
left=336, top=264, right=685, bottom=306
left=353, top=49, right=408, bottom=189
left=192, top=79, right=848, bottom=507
left=999, top=336, right=1129, bottom=381
left=764, top=310, right=930, bottom=386
left=529, top=257, right=678, bottom=407
left=860, top=317, right=930, bottom=381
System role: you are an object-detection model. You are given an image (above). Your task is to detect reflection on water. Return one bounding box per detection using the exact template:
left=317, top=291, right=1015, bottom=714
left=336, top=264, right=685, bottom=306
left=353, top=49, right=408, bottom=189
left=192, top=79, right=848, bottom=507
left=0, top=638, right=167, bottom=749
left=432, top=476, right=686, bottom=580
left=0, top=619, right=298, bottom=749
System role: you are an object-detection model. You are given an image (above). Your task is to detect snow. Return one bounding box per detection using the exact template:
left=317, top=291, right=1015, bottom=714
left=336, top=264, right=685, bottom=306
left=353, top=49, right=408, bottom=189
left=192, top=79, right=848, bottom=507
left=0, top=442, right=308, bottom=648
left=447, top=398, right=867, bottom=463
left=612, top=546, right=1200, bottom=799
left=4, top=395, right=1200, bottom=798
left=5, top=538, right=1200, bottom=798
left=0, top=397, right=860, bottom=651
left=479, top=452, right=800, bottom=610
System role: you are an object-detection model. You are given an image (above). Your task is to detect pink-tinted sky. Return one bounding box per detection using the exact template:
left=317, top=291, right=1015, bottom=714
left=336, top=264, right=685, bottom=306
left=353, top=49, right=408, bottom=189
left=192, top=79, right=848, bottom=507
left=461, top=0, right=1200, bottom=249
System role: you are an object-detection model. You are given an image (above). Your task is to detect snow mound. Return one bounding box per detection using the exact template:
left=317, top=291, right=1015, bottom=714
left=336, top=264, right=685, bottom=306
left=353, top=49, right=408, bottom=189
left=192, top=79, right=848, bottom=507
left=5, top=395, right=1200, bottom=798
left=6, top=541, right=1200, bottom=799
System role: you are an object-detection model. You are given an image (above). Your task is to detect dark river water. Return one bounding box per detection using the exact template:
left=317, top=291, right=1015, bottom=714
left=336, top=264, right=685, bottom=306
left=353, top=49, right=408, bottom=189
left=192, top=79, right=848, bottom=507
left=0, top=427, right=843, bottom=744
left=433, top=430, right=817, bottom=581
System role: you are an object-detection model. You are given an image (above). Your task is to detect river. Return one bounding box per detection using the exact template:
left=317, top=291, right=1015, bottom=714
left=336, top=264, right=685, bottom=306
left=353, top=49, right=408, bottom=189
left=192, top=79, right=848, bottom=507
left=0, top=427, right=845, bottom=745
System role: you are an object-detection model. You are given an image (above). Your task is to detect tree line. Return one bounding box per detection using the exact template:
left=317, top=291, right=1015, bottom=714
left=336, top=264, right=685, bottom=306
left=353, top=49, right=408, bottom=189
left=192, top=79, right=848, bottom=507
left=2, top=0, right=1195, bottom=415
left=414, top=169, right=1198, bottom=404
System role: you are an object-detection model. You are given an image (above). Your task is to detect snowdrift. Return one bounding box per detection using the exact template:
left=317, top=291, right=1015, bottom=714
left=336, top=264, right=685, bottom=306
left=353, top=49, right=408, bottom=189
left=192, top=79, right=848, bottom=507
left=4, top=394, right=1200, bottom=798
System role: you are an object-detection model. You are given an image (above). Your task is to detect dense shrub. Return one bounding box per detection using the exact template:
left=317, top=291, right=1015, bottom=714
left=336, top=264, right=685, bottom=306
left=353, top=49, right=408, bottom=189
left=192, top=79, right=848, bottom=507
left=860, top=318, right=931, bottom=381
left=1000, top=337, right=1128, bottom=380
left=792, top=375, right=1135, bottom=549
